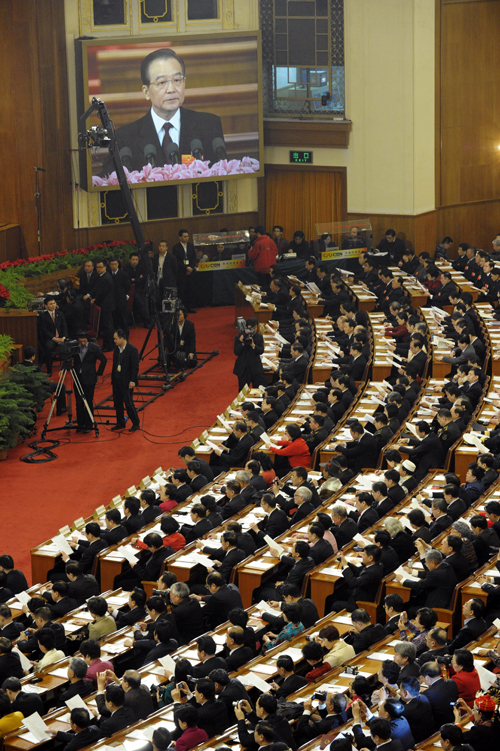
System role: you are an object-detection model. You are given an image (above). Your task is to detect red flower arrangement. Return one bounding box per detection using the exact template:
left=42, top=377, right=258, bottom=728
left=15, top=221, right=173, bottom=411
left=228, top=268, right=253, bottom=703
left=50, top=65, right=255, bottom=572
left=0, top=284, right=10, bottom=300
left=0, top=240, right=134, bottom=272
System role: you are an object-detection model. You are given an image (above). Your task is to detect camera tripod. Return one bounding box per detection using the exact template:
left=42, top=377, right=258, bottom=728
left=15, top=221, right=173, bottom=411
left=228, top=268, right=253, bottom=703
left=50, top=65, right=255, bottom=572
left=41, top=361, right=98, bottom=439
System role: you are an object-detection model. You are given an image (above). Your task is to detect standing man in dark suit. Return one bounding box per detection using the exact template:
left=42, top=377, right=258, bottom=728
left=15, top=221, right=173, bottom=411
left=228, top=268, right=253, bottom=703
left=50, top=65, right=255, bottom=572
left=233, top=317, right=266, bottom=390
left=111, top=329, right=140, bottom=432
left=152, top=240, right=178, bottom=302
left=91, top=260, right=115, bottom=352
left=76, top=259, right=98, bottom=329
left=172, top=229, right=197, bottom=311
left=124, top=251, right=151, bottom=327
left=38, top=296, right=68, bottom=376
left=109, top=258, right=131, bottom=337
left=73, top=332, right=107, bottom=433
left=110, top=48, right=226, bottom=173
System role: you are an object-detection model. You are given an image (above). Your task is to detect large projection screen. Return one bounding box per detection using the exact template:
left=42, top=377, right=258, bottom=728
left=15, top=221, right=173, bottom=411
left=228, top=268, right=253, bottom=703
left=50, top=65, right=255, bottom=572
left=75, top=32, right=263, bottom=191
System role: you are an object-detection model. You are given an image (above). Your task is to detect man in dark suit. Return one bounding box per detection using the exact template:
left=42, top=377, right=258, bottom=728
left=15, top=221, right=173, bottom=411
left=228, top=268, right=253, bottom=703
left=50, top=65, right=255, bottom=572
left=73, top=332, right=107, bottom=433
left=331, top=504, right=358, bottom=548
left=56, top=657, right=95, bottom=707
left=152, top=240, right=178, bottom=301
left=400, top=549, right=457, bottom=609
left=109, top=258, right=131, bottom=337
left=172, top=229, right=197, bottom=311
left=77, top=260, right=98, bottom=299
left=53, top=708, right=104, bottom=751
left=179, top=504, right=213, bottom=544
left=250, top=495, right=289, bottom=545
left=110, top=48, right=225, bottom=173
left=68, top=522, right=108, bottom=575
left=210, top=670, right=252, bottom=725
left=170, top=307, right=197, bottom=366
left=233, top=318, right=266, bottom=390
left=200, top=531, right=246, bottom=582
left=399, top=421, right=444, bottom=482
left=330, top=545, right=384, bottom=612
left=198, top=572, right=243, bottom=630
left=335, top=422, right=379, bottom=474
left=96, top=684, right=136, bottom=736
left=421, top=661, right=458, bottom=729
left=399, top=677, right=434, bottom=743
left=219, top=627, right=254, bottom=671
left=111, top=329, right=140, bottom=432
left=437, top=409, right=462, bottom=453
left=124, top=251, right=151, bottom=327
left=90, top=260, right=115, bottom=351
left=168, top=582, right=204, bottom=644
left=343, top=608, right=386, bottom=654
left=114, top=532, right=172, bottom=590
left=281, top=343, right=309, bottom=382
left=210, top=422, right=254, bottom=470
left=95, top=669, right=154, bottom=721
left=38, top=296, right=68, bottom=376
left=448, top=598, right=488, bottom=652
left=190, top=635, right=228, bottom=678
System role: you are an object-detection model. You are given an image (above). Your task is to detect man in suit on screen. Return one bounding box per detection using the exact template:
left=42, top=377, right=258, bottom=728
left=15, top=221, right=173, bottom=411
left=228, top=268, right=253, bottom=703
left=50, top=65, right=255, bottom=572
left=108, top=48, right=226, bottom=173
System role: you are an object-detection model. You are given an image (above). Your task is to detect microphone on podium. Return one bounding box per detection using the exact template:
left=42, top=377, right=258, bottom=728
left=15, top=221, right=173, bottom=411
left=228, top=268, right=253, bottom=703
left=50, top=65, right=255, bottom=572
left=143, top=144, right=157, bottom=167
left=167, top=142, right=182, bottom=165
left=190, top=139, right=204, bottom=161
left=212, top=137, right=227, bottom=162
left=119, top=147, right=133, bottom=171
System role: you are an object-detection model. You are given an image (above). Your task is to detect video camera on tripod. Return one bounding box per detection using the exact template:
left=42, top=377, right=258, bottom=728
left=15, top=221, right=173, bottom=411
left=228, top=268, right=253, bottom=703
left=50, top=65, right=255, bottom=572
left=54, top=339, right=80, bottom=367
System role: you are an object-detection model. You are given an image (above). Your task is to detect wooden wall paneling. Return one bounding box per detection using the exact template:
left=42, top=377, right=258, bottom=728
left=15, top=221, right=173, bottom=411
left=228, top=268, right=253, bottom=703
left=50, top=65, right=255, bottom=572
left=414, top=212, right=438, bottom=256
left=0, top=311, right=38, bottom=352
left=0, top=226, right=22, bottom=263
left=0, top=1, right=73, bottom=258
left=77, top=211, right=260, bottom=249
left=435, top=200, right=500, bottom=252
left=438, top=0, right=500, bottom=207
left=348, top=213, right=416, bottom=253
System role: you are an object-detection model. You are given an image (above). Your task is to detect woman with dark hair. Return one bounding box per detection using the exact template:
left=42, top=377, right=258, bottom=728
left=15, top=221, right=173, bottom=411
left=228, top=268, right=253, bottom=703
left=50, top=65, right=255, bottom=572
left=159, top=482, right=180, bottom=512
left=288, top=285, right=308, bottom=318
left=261, top=602, right=304, bottom=652
left=251, top=451, right=276, bottom=485
left=157, top=657, right=194, bottom=707
left=269, top=423, right=311, bottom=474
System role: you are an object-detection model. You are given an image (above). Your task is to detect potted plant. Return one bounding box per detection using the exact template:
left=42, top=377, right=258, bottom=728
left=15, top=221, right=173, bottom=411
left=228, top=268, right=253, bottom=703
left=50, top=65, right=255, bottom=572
left=0, top=334, right=14, bottom=371
left=0, top=376, right=36, bottom=459
left=10, top=364, right=53, bottom=412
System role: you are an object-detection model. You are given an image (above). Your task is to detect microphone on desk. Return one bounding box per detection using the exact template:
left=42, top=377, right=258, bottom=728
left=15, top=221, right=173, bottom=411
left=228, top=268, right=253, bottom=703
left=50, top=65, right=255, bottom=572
left=167, top=142, right=182, bottom=165
left=212, top=137, right=227, bottom=162
left=119, top=147, right=133, bottom=172
left=190, top=139, right=204, bottom=161
left=143, top=144, right=157, bottom=167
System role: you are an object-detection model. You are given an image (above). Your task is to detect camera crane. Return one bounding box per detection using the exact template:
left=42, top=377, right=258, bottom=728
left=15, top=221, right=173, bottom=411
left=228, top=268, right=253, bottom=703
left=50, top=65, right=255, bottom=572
left=79, top=97, right=169, bottom=388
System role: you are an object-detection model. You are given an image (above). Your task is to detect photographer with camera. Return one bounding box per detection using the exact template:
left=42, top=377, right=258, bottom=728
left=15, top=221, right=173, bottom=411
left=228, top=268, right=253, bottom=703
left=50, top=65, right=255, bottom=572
left=73, top=332, right=107, bottom=433
left=233, top=317, right=266, bottom=390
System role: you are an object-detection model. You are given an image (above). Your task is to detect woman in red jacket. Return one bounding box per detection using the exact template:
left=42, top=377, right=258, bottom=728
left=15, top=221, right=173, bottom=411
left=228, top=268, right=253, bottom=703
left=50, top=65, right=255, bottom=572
left=270, top=423, right=311, bottom=475
left=450, top=649, right=481, bottom=707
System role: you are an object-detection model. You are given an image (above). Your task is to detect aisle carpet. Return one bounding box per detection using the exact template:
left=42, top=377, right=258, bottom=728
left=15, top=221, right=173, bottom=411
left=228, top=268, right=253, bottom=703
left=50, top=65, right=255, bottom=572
left=1, top=306, right=238, bottom=583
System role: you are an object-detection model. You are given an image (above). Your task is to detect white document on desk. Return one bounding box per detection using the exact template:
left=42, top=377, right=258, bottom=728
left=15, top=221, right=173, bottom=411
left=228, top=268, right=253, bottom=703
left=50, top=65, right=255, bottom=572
left=22, top=712, right=52, bottom=742
left=241, top=671, right=272, bottom=693
left=14, top=590, right=31, bottom=607
left=52, top=534, right=74, bottom=557
left=65, top=693, right=88, bottom=711
left=117, top=545, right=139, bottom=565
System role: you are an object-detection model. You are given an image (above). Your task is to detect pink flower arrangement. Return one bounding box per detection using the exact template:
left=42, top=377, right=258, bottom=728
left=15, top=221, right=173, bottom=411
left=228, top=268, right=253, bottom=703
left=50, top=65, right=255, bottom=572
left=92, top=156, right=260, bottom=187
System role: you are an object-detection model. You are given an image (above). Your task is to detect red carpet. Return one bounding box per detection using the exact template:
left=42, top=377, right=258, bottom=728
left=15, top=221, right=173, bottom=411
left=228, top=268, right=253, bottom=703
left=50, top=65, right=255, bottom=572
left=1, top=306, right=238, bottom=583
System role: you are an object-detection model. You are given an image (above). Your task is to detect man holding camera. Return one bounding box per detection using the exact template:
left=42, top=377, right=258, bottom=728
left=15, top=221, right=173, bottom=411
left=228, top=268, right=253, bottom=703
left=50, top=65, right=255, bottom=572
left=233, top=317, right=266, bottom=390
left=73, top=332, right=107, bottom=433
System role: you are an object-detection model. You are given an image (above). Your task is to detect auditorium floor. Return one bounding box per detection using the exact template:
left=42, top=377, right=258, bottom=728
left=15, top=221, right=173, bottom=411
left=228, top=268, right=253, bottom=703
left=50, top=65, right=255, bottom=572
left=3, top=306, right=237, bottom=583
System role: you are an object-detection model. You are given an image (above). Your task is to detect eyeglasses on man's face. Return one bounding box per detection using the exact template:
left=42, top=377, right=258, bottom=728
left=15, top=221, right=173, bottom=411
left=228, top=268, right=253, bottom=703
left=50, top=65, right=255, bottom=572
left=149, top=75, right=186, bottom=90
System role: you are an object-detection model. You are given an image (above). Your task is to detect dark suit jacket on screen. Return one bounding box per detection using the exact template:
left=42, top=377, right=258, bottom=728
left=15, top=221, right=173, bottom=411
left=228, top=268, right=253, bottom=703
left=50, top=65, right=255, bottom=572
left=111, top=108, right=226, bottom=171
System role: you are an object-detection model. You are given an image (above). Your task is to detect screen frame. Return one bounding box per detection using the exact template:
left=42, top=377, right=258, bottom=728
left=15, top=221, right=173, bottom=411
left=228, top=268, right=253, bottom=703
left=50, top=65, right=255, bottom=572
left=75, top=30, right=264, bottom=192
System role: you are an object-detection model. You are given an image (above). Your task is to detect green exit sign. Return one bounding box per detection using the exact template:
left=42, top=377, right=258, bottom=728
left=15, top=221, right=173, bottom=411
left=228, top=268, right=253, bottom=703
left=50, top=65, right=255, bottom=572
left=290, top=150, right=313, bottom=164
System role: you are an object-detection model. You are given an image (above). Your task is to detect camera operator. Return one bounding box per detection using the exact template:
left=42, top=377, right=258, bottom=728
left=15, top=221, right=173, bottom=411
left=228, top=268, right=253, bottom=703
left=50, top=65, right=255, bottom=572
left=38, top=296, right=68, bottom=377
left=233, top=317, right=266, bottom=390
left=171, top=307, right=197, bottom=367
left=73, top=332, right=107, bottom=433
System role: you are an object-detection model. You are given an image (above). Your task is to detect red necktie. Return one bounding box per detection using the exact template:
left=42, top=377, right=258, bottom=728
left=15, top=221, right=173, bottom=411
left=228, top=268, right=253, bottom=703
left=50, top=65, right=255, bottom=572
left=162, top=123, right=173, bottom=164
left=51, top=312, right=59, bottom=338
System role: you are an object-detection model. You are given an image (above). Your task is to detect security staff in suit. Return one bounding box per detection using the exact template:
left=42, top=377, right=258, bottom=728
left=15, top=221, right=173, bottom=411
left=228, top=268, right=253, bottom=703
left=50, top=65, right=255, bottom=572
left=111, top=329, right=140, bottom=432
left=152, top=240, right=178, bottom=300
left=109, top=258, right=131, bottom=337
left=124, top=251, right=151, bottom=327
left=172, top=229, right=197, bottom=311
left=75, top=260, right=99, bottom=329
left=233, top=317, right=266, bottom=390
left=73, top=332, right=107, bottom=432
left=170, top=307, right=197, bottom=366
left=109, top=48, right=226, bottom=173
left=90, top=260, right=115, bottom=351
left=38, top=296, right=68, bottom=376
